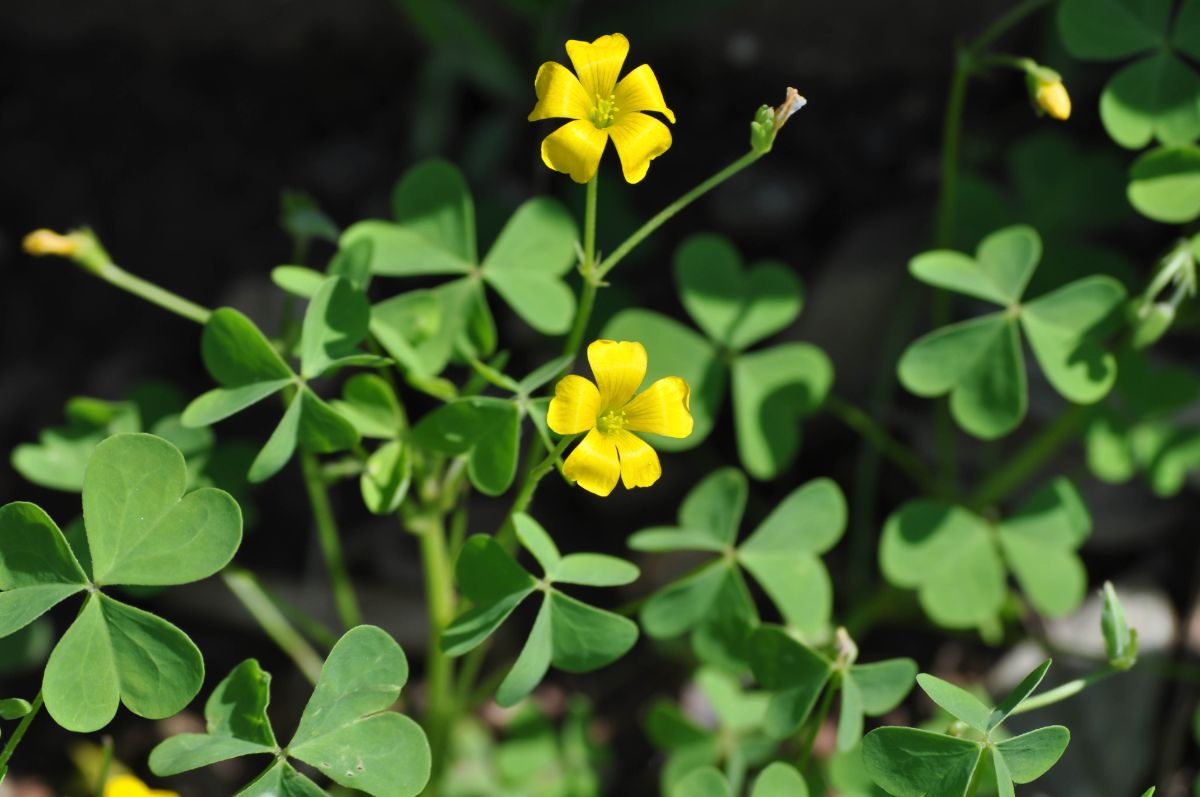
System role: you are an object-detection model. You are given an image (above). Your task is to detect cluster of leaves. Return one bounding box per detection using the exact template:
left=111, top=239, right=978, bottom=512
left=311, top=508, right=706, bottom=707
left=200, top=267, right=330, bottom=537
left=604, top=235, right=832, bottom=479
left=1058, top=0, right=1200, bottom=223
left=149, top=625, right=430, bottom=797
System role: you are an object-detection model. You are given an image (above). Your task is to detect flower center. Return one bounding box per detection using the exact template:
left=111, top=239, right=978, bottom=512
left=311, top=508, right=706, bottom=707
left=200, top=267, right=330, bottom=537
left=590, top=94, right=619, bottom=128
left=596, top=409, right=627, bottom=434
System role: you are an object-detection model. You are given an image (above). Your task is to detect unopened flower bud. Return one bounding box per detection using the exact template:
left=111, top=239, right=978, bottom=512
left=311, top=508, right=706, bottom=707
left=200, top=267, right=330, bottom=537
left=1035, top=78, right=1071, bottom=121
left=751, top=87, right=806, bottom=154
left=23, top=228, right=78, bottom=257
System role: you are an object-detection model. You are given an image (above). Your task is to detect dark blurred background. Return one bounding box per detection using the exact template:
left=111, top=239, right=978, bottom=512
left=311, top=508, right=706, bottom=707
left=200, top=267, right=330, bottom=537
left=2, top=1, right=1198, bottom=795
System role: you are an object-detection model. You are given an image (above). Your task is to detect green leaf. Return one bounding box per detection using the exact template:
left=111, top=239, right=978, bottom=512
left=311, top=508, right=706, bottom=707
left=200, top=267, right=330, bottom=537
left=11, top=399, right=140, bottom=492
left=880, top=501, right=1005, bottom=629
left=149, top=659, right=276, bottom=774
left=672, top=767, right=732, bottom=797
left=328, top=235, right=373, bottom=291
left=183, top=309, right=293, bottom=427
left=1102, top=581, right=1138, bottom=668
left=343, top=219, right=474, bottom=277
left=602, top=309, right=724, bottom=451
left=547, top=590, right=638, bottom=672
left=838, top=675, right=866, bottom=753
left=994, top=726, right=1070, bottom=782
left=639, top=561, right=731, bottom=639
left=862, top=727, right=984, bottom=797
left=1100, top=53, right=1200, bottom=150
left=44, top=594, right=203, bottom=733
left=289, top=626, right=430, bottom=797
left=513, top=513, right=561, bottom=576
left=747, top=626, right=832, bottom=738
left=673, top=234, right=803, bottom=351
left=361, top=440, right=412, bottom=515
left=551, top=554, right=639, bottom=587
left=695, top=667, right=769, bottom=735
left=83, top=434, right=241, bottom=586
left=481, top=198, right=578, bottom=334
left=690, top=567, right=759, bottom=671
left=751, top=762, right=809, bottom=797
left=851, top=659, right=918, bottom=715
left=916, top=673, right=992, bottom=733
left=392, top=159, right=476, bottom=262
left=249, top=389, right=360, bottom=483
left=332, top=374, right=403, bottom=440
left=412, top=397, right=520, bottom=496
left=0, top=698, right=29, bottom=721
left=0, top=502, right=87, bottom=637
left=738, top=478, right=845, bottom=635
left=899, top=314, right=1027, bottom=439
left=990, top=660, right=1052, bottom=730
left=299, top=276, right=371, bottom=379
left=996, top=479, right=1090, bottom=617
left=1021, top=276, right=1125, bottom=404
left=993, top=746, right=1016, bottom=797
left=1128, top=145, right=1200, bottom=223
left=645, top=700, right=713, bottom=750
left=442, top=536, right=535, bottom=656
left=1056, top=0, right=1171, bottom=60
left=909, top=251, right=1011, bottom=305
left=679, top=467, right=747, bottom=548
left=271, top=265, right=326, bottom=299
left=280, top=189, right=339, bottom=244
left=370, top=288, right=456, bottom=379
left=496, top=600, right=552, bottom=708
left=732, top=343, right=834, bottom=479
left=236, top=761, right=327, bottom=797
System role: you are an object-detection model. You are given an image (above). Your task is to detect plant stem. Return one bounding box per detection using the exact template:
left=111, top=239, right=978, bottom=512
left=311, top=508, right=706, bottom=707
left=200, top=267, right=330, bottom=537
left=824, top=394, right=940, bottom=496
left=1008, top=667, right=1117, bottom=716
left=94, top=261, right=212, bottom=324
left=494, top=434, right=577, bottom=548
left=798, top=679, right=836, bottom=770
left=596, top=150, right=760, bottom=280
left=94, top=736, right=113, bottom=797
left=415, top=512, right=456, bottom=793
left=0, top=690, right=43, bottom=770
left=969, top=404, right=1089, bottom=508
left=299, top=450, right=362, bottom=630
left=968, top=0, right=1054, bottom=55
left=221, top=566, right=325, bottom=684
left=562, top=175, right=600, bottom=360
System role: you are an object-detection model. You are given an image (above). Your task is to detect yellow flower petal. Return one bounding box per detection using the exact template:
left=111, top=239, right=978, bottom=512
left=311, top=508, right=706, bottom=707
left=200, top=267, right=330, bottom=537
left=565, top=33, right=629, bottom=101
left=104, top=775, right=179, bottom=797
left=587, top=339, right=646, bottom=410
left=623, top=376, right=693, bottom=438
left=547, top=374, right=601, bottom=435
left=608, top=111, right=673, bottom=184
left=563, top=428, right=621, bottom=496
left=528, top=61, right=591, bottom=122
left=613, top=430, right=662, bottom=489
left=614, top=64, right=675, bottom=123
left=540, top=119, right=609, bottom=184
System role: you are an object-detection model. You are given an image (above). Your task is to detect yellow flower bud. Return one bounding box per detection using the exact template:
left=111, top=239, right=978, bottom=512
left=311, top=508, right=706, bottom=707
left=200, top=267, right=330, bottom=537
left=23, top=228, right=78, bottom=257
left=1035, top=79, right=1071, bottom=121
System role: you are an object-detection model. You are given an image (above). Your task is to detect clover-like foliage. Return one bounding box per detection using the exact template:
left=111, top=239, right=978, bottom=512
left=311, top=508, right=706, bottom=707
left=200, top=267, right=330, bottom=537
left=340, top=159, right=579, bottom=384
left=150, top=625, right=430, bottom=797
left=182, top=275, right=387, bottom=482
left=748, top=626, right=916, bottom=749
left=441, top=514, right=639, bottom=707
left=630, top=468, right=846, bottom=667
left=330, top=373, right=411, bottom=514
left=1086, top=349, right=1200, bottom=497
left=602, top=234, right=832, bottom=479
left=863, top=660, right=1069, bottom=797
left=0, top=433, right=242, bottom=732
left=881, top=477, right=1091, bottom=630
left=670, top=762, right=809, bottom=797
left=899, top=225, right=1126, bottom=439
left=1058, top=0, right=1200, bottom=151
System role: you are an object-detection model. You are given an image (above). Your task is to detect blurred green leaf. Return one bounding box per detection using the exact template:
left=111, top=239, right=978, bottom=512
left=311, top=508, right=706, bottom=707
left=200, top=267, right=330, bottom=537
left=751, top=762, right=809, bottom=797
left=281, top=189, right=339, bottom=245
left=1057, top=0, right=1170, bottom=60
left=1102, top=581, right=1139, bottom=669
left=1128, top=145, right=1200, bottom=223
left=361, top=440, right=412, bottom=515
left=1100, top=53, right=1200, bottom=149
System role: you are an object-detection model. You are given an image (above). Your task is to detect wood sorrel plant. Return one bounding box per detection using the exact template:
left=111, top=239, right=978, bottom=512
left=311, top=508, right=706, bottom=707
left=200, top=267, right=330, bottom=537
left=1, top=11, right=1185, bottom=795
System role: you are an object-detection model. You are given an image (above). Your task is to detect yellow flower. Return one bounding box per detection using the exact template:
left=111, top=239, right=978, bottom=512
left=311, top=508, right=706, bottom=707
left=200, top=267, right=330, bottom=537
left=23, top=228, right=78, bottom=257
left=548, top=340, right=693, bottom=497
left=103, top=774, right=179, bottom=797
left=1035, top=78, right=1071, bottom=121
left=528, top=33, right=675, bottom=184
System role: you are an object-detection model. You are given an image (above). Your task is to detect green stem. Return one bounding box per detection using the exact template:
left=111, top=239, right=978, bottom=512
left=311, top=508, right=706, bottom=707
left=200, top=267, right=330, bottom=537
left=415, top=513, right=456, bottom=793
left=300, top=450, right=362, bottom=630
left=94, top=261, right=211, bottom=324
left=495, top=434, right=577, bottom=548
left=969, top=405, right=1089, bottom=508
left=562, top=176, right=600, bottom=360
left=94, top=736, right=113, bottom=797
left=824, top=395, right=940, bottom=496
left=0, top=690, right=43, bottom=770
left=967, top=0, right=1054, bottom=54
left=798, top=679, right=836, bottom=770
left=1008, top=667, right=1117, bottom=716
left=595, top=150, right=760, bottom=281
left=221, top=566, right=325, bottom=684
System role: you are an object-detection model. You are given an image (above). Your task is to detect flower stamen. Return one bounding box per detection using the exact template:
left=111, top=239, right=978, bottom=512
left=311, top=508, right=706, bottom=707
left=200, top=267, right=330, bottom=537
left=590, top=94, right=620, bottom=128
left=596, top=408, right=627, bottom=434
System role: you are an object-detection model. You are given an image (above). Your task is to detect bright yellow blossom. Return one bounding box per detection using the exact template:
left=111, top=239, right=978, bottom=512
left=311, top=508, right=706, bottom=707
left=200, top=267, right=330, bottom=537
left=103, top=774, right=179, bottom=797
left=548, top=340, right=692, bottom=496
left=528, top=33, right=675, bottom=184
left=23, top=228, right=78, bottom=257
left=1035, top=78, right=1071, bottom=121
